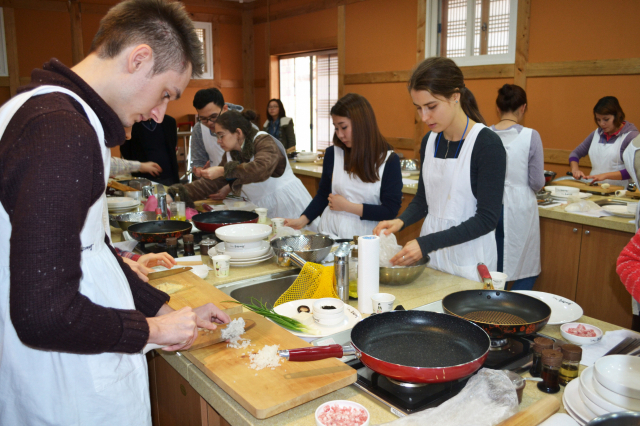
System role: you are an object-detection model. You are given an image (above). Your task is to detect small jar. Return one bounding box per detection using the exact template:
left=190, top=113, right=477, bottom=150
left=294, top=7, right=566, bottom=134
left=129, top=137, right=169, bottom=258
left=183, top=234, right=195, bottom=256
left=165, top=237, right=178, bottom=258
left=537, top=349, right=563, bottom=394
left=530, top=337, right=554, bottom=377
left=559, top=344, right=582, bottom=386
left=199, top=238, right=216, bottom=267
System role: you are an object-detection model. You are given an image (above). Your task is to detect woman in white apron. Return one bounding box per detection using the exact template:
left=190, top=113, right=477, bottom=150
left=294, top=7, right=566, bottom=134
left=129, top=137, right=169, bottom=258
left=284, top=93, right=403, bottom=239
left=173, top=109, right=313, bottom=220
left=570, top=96, right=639, bottom=186
left=491, top=84, right=545, bottom=290
left=373, top=57, right=506, bottom=282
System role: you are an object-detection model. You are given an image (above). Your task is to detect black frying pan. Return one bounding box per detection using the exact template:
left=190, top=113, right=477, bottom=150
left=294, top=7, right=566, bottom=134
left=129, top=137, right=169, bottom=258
left=191, top=210, right=259, bottom=233
left=127, top=220, right=192, bottom=243
left=280, top=310, right=490, bottom=383
left=442, top=290, right=551, bottom=338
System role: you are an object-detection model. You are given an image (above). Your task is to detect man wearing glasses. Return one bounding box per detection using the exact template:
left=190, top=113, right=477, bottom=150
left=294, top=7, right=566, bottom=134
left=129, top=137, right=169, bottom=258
left=190, top=88, right=244, bottom=178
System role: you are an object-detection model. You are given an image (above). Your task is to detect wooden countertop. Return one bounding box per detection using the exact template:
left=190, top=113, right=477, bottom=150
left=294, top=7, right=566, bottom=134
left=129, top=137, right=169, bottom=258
left=157, top=266, right=630, bottom=426
left=291, top=161, right=636, bottom=234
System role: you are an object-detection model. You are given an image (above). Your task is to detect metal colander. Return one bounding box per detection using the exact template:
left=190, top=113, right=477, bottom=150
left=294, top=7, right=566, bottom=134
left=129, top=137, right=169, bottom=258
left=270, top=234, right=334, bottom=263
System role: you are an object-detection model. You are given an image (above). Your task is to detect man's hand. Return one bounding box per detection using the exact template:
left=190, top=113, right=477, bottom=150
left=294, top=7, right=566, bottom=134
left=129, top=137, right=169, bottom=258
left=122, top=257, right=152, bottom=283
left=138, top=252, right=177, bottom=269
left=147, top=307, right=200, bottom=351
left=193, top=303, right=231, bottom=328
left=139, top=162, right=162, bottom=176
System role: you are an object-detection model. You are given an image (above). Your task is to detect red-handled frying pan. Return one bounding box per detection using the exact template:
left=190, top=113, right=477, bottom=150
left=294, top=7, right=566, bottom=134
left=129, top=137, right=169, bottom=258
left=278, top=310, right=490, bottom=383
left=191, top=210, right=259, bottom=233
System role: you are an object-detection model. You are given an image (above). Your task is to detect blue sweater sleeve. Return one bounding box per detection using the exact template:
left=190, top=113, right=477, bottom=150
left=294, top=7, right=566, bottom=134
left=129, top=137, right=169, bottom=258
left=361, top=153, right=403, bottom=221
left=301, top=146, right=334, bottom=222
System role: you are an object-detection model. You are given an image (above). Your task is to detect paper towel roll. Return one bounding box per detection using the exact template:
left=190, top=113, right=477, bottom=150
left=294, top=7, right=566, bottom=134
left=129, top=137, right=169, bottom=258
left=357, top=235, right=380, bottom=314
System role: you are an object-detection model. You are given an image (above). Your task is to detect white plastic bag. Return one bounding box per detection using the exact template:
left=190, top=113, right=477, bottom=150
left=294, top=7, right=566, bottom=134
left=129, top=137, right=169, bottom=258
left=379, top=233, right=402, bottom=267
left=381, top=369, right=519, bottom=426
left=274, top=226, right=301, bottom=239
left=564, top=199, right=600, bottom=212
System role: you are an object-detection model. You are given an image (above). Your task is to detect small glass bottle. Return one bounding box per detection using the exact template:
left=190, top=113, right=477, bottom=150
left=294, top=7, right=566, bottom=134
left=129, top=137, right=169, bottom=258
left=165, top=237, right=178, bottom=258
left=537, top=349, right=563, bottom=394
left=199, top=238, right=216, bottom=268
left=559, top=344, right=582, bottom=386
left=183, top=234, right=195, bottom=256
left=530, top=337, right=554, bottom=377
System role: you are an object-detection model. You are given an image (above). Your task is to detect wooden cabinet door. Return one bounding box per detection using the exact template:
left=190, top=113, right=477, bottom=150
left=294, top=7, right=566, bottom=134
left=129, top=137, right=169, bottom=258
left=537, top=218, right=582, bottom=300
left=396, top=193, right=424, bottom=246
left=153, top=355, right=205, bottom=426
left=576, top=226, right=633, bottom=328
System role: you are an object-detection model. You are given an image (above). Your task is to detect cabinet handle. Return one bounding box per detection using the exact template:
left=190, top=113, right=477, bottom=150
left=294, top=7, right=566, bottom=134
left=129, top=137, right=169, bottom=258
left=572, top=228, right=578, bottom=233
left=585, top=230, right=590, bottom=235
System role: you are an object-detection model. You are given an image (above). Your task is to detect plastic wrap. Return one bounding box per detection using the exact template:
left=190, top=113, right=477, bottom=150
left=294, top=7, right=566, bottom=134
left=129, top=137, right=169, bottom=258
left=564, top=199, right=600, bottom=212
left=379, top=233, right=403, bottom=267
left=381, top=369, right=519, bottom=426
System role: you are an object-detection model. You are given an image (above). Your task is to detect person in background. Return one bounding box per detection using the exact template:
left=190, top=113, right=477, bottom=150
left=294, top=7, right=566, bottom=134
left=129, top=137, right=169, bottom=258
left=284, top=93, right=402, bottom=238
left=0, top=1, right=230, bottom=424
left=616, top=134, right=640, bottom=332
left=570, top=96, right=638, bottom=186
left=120, top=115, right=180, bottom=185
left=373, top=57, right=506, bottom=281
left=110, top=126, right=161, bottom=177
left=169, top=110, right=313, bottom=219
left=190, top=88, right=244, bottom=179
left=490, top=84, right=545, bottom=290
left=263, top=98, right=296, bottom=153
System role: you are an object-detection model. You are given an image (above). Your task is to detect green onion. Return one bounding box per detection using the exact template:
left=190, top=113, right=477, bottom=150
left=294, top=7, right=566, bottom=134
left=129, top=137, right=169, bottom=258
left=222, top=298, right=320, bottom=335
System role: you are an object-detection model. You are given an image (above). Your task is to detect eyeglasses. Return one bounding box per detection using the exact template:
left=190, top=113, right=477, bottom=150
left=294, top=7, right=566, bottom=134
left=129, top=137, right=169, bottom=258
left=197, top=113, right=220, bottom=124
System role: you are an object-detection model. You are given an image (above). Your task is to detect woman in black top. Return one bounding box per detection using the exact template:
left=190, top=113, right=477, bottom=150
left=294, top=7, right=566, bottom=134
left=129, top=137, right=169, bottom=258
left=262, top=99, right=296, bottom=153
left=374, top=57, right=506, bottom=281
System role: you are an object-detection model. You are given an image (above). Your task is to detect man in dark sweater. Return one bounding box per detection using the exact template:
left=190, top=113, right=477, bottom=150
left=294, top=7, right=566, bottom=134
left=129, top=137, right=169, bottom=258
left=0, top=0, right=229, bottom=424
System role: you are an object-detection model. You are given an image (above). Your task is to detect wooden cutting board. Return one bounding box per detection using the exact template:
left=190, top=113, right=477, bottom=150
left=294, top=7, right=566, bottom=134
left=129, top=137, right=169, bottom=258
left=148, top=270, right=242, bottom=315
left=183, top=311, right=357, bottom=419
left=549, top=180, right=622, bottom=195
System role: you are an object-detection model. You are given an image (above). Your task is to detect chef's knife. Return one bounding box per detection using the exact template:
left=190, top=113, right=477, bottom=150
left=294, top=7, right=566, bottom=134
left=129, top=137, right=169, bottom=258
left=189, top=319, right=257, bottom=351
left=147, top=267, right=192, bottom=280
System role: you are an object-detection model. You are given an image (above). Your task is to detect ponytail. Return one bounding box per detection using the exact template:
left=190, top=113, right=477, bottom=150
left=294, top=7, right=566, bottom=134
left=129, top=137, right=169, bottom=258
left=408, top=57, right=485, bottom=124
left=460, top=87, right=485, bottom=124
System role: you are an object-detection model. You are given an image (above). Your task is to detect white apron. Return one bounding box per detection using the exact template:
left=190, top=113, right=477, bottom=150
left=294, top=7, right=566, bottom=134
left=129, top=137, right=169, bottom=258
left=589, top=128, right=632, bottom=186
left=420, top=123, right=498, bottom=281
left=227, top=131, right=313, bottom=220
left=200, top=121, right=225, bottom=166
left=622, top=140, right=640, bottom=317
left=0, top=86, right=150, bottom=425
left=317, top=147, right=392, bottom=239
left=497, top=127, right=541, bottom=280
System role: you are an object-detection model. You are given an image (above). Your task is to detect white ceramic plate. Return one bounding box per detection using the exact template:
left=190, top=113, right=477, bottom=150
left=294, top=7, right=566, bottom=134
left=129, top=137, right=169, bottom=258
left=272, top=298, right=362, bottom=340
left=578, top=383, right=608, bottom=417
left=216, top=241, right=270, bottom=259
left=594, top=355, right=640, bottom=399
left=228, top=250, right=274, bottom=267
left=579, top=366, right=628, bottom=414
left=563, top=392, right=587, bottom=426
left=602, top=205, right=635, bottom=218
left=564, top=378, right=597, bottom=423
left=215, top=223, right=272, bottom=243
left=107, top=197, right=139, bottom=207
left=551, top=192, right=592, bottom=200
left=108, top=205, right=140, bottom=213
left=592, top=369, right=640, bottom=411
left=513, top=291, right=583, bottom=325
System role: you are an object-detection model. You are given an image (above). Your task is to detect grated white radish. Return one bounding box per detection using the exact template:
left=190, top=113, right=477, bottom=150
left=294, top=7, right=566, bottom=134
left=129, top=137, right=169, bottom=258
left=249, top=345, right=283, bottom=370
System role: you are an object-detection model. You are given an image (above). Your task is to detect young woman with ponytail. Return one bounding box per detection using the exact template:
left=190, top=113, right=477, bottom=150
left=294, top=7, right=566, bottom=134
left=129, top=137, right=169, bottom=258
left=374, top=57, right=506, bottom=281
left=491, top=84, right=545, bottom=290
left=169, top=109, right=313, bottom=220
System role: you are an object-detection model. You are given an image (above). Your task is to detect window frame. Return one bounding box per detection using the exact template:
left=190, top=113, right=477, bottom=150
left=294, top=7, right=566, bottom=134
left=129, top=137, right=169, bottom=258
left=192, top=21, right=213, bottom=80
left=0, top=9, right=8, bottom=77
left=425, top=0, right=519, bottom=67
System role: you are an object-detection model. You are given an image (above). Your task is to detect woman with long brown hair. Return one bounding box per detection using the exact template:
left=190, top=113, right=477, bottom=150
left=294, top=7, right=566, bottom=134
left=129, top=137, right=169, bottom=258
left=285, top=93, right=402, bottom=238
left=374, top=57, right=506, bottom=281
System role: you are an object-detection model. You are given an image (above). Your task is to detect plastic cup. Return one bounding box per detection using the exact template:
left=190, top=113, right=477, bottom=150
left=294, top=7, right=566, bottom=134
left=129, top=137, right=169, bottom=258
left=255, top=207, right=268, bottom=223
left=371, top=293, right=395, bottom=313
left=210, top=254, right=231, bottom=277
left=271, top=217, right=285, bottom=234
left=489, top=271, right=508, bottom=290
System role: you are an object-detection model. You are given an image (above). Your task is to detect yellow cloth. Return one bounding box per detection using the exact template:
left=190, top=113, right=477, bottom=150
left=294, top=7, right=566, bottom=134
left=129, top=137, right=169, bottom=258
left=274, top=262, right=337, bottom=306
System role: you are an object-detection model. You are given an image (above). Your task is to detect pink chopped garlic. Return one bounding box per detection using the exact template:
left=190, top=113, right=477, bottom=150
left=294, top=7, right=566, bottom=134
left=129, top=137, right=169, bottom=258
left=567, top=324, right=596, bottom=337
left=317, top=404, right=368, bottom=426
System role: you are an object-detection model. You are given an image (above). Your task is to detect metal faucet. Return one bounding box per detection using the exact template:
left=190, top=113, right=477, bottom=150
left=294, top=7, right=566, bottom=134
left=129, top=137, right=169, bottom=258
left=155, top=184, right=168, bottom=219
left=333, top=242, right=351, bottom=303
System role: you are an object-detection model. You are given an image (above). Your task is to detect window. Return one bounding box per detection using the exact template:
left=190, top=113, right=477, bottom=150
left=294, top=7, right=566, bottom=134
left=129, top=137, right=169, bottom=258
left=279, top=50, right=338, bottom=152
left=425, top=0, right=518, bottom=67
left=0, top=9, right=8, bottom=77
left=193, top=21, right=213, bottom=79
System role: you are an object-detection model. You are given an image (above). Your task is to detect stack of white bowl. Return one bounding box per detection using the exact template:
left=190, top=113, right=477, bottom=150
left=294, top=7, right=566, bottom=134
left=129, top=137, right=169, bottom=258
left=107, top=196, right=140, bottom=214
left=296, top=152, right=318, bottom=163
left=565, top=355, right=640, bottom=425
left=213, top=223, right=274, bottom=267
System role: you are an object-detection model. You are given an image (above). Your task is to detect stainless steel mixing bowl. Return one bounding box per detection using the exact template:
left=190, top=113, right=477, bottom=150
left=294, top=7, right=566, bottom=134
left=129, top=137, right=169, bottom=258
left=113, top=211, right=157, bottom=231
left=379, top=256, right=430, bottom=285
left=270, top=234, right=335, bottom=263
